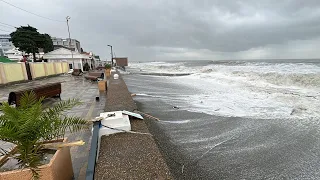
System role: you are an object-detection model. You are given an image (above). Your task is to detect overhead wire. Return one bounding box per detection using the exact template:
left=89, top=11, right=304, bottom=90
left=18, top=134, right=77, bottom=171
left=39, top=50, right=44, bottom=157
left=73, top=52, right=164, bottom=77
left=0, top=0, right=64, bottom=23
left=0, top=29, right=10, bottom=32
left=0, top=22, right=16, bottom=28
left=0, top=24, right=12, bottom=29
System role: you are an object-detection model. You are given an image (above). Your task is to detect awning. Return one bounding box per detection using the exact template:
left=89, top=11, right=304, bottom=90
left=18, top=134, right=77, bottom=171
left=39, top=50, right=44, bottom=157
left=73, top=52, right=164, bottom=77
left=0, top=57, right=14, bottom=63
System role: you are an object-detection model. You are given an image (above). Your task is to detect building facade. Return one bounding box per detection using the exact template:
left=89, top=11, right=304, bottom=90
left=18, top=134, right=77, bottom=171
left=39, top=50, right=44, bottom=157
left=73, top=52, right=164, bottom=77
left=51, top=37, right=81, bottom=53
left=0, top=34, right=15, bottom=56
left=43, top=47, right=91, bottom=71
left=114, top=57, right=128, bottom=67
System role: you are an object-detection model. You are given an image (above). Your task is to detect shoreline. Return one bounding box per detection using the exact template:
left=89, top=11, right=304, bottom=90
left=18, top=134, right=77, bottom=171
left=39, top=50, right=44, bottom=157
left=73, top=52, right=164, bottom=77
left=134, top=100, right=219, bottom=179
left=123, top=72, right=320, bottom=179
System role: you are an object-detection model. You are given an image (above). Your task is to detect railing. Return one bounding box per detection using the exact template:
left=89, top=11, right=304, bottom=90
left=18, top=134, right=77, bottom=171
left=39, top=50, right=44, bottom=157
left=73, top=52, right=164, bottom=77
left=85, top=121, right=100, bottom=180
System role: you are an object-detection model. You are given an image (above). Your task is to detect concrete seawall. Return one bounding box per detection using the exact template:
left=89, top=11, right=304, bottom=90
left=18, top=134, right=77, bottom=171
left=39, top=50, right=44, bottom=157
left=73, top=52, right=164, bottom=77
left=94, top=72, right=173, bottom=179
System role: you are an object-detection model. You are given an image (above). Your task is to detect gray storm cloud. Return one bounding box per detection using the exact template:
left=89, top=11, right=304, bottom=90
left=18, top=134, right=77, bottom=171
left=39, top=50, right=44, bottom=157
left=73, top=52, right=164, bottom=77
left=1, top=0, right=320, bottom=60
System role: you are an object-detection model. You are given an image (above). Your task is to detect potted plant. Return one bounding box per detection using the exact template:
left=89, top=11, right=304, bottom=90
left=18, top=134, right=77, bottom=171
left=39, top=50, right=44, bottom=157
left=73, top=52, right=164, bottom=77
left=0, top=91, right=88, bottom=180
left=104, top=64, right=112, bottom=77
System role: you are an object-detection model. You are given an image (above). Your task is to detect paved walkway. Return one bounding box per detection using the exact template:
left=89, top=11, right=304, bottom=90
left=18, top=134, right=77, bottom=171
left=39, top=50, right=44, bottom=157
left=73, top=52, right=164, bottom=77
left=95, top=72, right=173, bottom=179
left=0, top=74, right=106, bottom=180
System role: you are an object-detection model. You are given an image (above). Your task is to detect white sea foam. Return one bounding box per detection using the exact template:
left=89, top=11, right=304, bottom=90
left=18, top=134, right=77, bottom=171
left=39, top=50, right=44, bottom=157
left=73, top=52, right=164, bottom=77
left=128, top=61, right=320, bottom=119
left=135, top=93, right=161, bottom=98
left=161, top=120, right=191, bottom=124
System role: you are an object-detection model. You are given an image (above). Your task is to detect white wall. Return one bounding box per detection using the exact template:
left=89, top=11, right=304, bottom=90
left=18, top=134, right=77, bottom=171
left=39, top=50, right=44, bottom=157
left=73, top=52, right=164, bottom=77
left=48, top=59, right=83, bottom=71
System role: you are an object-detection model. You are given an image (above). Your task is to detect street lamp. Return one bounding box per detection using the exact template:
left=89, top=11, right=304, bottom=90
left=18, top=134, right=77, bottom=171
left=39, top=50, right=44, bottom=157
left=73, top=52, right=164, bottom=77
left=66, top=16, right=74, bottom=69
left=107, top=45, right=113, bottom=67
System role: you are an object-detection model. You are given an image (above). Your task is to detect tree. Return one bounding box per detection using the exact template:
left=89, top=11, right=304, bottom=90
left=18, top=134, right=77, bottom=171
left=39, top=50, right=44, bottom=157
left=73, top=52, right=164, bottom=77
left=41, top=34, right=54, bottom=53
left=10, top=25, right=54, bottom=61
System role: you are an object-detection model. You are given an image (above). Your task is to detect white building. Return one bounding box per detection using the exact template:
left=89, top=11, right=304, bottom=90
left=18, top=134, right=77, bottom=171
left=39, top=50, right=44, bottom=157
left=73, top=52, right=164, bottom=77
left=43, top=47, right=91, bottom=71
left=0, top=34, right=14, bottom=56
left=51, top=37, right=81, bottom=53
left=4, top=48, right=23, bottom=61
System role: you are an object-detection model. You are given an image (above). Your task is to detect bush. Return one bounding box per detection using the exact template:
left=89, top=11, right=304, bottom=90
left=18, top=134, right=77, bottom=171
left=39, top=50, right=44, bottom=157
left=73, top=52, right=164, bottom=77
left=105, top=64, right=111, bottom=69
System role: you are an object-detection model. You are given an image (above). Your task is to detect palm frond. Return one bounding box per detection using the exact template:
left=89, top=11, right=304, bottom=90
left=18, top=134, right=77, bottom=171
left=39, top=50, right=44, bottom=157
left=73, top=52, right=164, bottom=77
left=63, top=116, right=90, bottom=134
left=19, top=91, right=40, bottom=109
left=0, top=91, right=86, bottom=178
left=43, top=99, right=82, bottom=116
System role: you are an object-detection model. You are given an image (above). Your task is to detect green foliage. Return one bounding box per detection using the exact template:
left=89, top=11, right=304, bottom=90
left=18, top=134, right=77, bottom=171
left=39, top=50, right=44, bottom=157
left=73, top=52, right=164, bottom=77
left=0, top=91, right=88, bottom=179
left=10, top=25, right=54, bottom=61
left=105, top=63, right=111, bottom=69
left=41, top=34, right=54, bottom=53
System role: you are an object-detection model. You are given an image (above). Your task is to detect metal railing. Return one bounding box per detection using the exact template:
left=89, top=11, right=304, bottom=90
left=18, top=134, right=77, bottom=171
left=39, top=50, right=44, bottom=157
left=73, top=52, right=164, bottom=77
left=85, top=121, right=100, bottom=180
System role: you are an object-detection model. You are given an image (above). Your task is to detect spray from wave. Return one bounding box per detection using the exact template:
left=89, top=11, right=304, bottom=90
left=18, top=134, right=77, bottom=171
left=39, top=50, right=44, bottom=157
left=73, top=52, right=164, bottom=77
left=127, top=61, right=320, bottom=119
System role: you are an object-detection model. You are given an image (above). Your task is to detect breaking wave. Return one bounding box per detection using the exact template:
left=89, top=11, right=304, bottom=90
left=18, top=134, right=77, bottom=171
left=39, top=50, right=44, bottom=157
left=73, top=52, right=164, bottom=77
left=128, top=60, right=320, bottom=119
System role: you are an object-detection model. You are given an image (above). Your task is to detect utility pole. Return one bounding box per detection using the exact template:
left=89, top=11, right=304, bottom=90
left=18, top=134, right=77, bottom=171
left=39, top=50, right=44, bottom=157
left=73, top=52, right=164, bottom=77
left=66, top=16, right=74, bottom=69
left=107, top=45, right=113, bottom=66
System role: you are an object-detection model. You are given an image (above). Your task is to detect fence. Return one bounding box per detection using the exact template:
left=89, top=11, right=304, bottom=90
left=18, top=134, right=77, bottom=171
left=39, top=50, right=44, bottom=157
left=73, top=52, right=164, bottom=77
left=0, top=62, right=69, bottom=85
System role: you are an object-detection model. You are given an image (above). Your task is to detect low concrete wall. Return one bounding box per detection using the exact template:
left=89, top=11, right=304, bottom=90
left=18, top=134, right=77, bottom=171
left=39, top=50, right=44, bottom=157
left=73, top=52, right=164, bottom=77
left=55, top=63, right=63, bottom=74
left=30, top=63, right=46, bottom=79
left=0, top=62, right=69, bottom=84
left=0, top=63, right=28, bottom=84
left=30, top=62, right=69, bottom=79
left=62, top=62, right=69, bottom=73
left=0, top=65, right=3, bottom=84
left=45, top=63, right=55, bottom=76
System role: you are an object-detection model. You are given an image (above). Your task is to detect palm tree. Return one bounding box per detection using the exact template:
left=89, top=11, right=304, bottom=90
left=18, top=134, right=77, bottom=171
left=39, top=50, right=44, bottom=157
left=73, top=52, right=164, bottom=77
left=0, top=91, right=89, bottom=179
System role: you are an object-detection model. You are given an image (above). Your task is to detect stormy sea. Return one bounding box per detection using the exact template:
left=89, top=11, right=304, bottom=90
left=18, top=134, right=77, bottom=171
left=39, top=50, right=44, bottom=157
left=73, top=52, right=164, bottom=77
left=122, top=59, right=320, bottom=180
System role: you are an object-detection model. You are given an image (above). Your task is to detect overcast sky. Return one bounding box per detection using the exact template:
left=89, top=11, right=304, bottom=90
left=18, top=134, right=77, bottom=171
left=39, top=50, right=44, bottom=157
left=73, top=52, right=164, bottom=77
left=1, top=0, right=320, bottom=61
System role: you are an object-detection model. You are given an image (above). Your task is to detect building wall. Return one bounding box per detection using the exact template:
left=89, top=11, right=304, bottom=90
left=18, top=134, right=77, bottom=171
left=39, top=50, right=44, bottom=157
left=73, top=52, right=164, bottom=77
left=0, top=63, right=27, bottom=84
left=51, top=37, right=81, bottom=52
left=114, top=58, right=128, bottom=67
left=0, top=34, right=15, bottom=55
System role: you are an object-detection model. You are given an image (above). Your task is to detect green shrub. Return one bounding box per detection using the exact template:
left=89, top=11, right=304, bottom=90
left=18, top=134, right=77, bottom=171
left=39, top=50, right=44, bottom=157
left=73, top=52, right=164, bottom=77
left=0, top=91, right=88, bottom=179
left=105, top=64, right=111, bottom=69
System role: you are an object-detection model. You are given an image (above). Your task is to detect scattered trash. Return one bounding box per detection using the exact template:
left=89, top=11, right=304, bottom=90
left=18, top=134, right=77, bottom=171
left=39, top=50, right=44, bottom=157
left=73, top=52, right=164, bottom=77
left=134, top=110, right=160, bottom=121
left=122, top=110, right=144, bottom=119
left=95, top=97, right=100, bottom=101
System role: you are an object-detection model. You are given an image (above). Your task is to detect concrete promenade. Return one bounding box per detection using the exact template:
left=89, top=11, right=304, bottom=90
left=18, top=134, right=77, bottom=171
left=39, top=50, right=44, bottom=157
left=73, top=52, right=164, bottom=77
left=0, top=73, right=173, bottom=179
left=0, top=74, right=106, bottom=180
left=94, top=72, right=173, bottom=179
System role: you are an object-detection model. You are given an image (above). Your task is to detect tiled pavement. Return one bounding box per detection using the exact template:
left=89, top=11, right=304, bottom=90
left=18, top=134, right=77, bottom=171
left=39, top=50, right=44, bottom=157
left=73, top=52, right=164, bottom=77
left=0, top=74, right=107, bottom=180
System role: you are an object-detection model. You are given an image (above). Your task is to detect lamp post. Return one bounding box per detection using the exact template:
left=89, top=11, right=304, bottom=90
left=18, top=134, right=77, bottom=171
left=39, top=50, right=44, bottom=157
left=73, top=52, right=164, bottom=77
left=107, top=45, right=113, bottom=67
left=66, top=16, right=74, bottom=69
